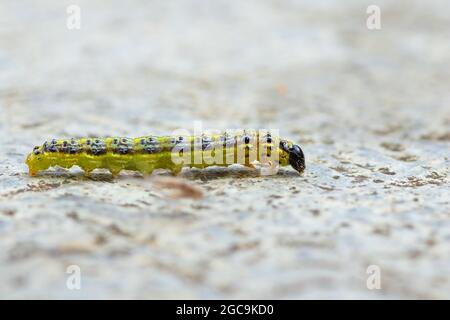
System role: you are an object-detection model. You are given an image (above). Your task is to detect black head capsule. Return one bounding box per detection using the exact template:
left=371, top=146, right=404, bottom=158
left=289, top=144, right=305, bottom=173
left=280, top=140, right=305, bottom=173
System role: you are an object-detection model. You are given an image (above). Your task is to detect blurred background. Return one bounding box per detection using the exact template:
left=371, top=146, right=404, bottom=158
left=0, top=0, right=449, bottom=299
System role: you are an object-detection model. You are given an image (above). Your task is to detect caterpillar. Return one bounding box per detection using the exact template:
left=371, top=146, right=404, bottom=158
left=25, top=131, right=305, bottom=177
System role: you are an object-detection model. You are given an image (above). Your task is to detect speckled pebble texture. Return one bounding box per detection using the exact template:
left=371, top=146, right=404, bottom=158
left=0, top=0, right=449, bottom=299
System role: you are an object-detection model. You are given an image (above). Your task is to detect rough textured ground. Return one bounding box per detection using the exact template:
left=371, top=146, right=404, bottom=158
left=0, top=0, right=449, bottom=299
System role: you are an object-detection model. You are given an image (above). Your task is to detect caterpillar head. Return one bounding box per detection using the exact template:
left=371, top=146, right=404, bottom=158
left=280, top=140, right=305, bottom=173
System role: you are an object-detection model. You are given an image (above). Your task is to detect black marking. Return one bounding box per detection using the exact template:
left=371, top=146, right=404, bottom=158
left=144, top=144, right=160, bottom=153
left=262, top=133, right=272, bottom=143
left=202, top=136, right=213, bottom=151
left=143, top=144, right=160, bottom=153
left=142, top=137, right=161, bottom=154
left=279, top=140, right=289, bottom=152
left=221, top=133, right=235, bottom=148
left=241, top=133, right=254, bottom=145
left=68, top=142, right=80, bottom=154
left=117, top=146, right=130, bottom=154
left=111, top=137, right=133, bottom=155
left=90, top=139, right=106, bottom=155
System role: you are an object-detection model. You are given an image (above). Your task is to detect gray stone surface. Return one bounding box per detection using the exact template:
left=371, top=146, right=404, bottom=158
left=0, top=0, right=449, bottom=299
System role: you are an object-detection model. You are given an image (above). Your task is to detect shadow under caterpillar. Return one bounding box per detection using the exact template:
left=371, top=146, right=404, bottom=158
left=25, top=131, right=305, bottom=177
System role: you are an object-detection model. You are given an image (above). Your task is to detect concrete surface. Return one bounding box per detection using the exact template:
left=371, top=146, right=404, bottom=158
left=0, top=0, right=449, bottom=299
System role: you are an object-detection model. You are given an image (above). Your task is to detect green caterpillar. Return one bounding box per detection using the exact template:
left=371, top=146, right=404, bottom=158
left=25, top=131, right=305, bottom=177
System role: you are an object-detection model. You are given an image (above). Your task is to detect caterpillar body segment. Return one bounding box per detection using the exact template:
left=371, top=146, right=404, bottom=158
left=25, top=132, right=305, bottom=177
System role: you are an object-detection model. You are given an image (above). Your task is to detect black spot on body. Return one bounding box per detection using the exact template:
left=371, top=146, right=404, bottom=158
left=147, top=143, right=161, bottom=153
left=142, top=137, right=161, bottom=154
left=221, top=134, right=235, bottom=148
left=202, top=136, right=213, bottom=151
left=117, top=146, right=130, bottom=154
left=111, top=137, right=133, bottom=154
left=143, top=144, right=160, bottom=153
left=68, top=142, right=80, bottom=154
left=89, top=139, right=106, bottom=155
left=91, top=147, right=106, bottom=155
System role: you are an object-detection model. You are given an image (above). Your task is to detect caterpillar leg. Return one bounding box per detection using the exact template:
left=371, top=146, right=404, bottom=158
left=141, top=168, right=154, bottom=176
left=135, top=163, right=155, bottom=176
left=28, top=169, right=38, bottom=177
left=170, top=165, right=183, bottom=176
left=247, top=161, right=258, bottom=170
left=244, top=160, right=260, bottom=171
left=79, top=162, right=98, bottom=178
left=110, top=168, right=122, bottom=178
left=260, top=160, right=279, bottom=176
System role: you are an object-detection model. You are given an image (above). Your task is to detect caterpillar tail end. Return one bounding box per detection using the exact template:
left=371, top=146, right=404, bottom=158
left=28, top=169, right=38, bottom=177
left=26, top=153, right=38, bottom=177
left=26, top=161, right=38, bottom=176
